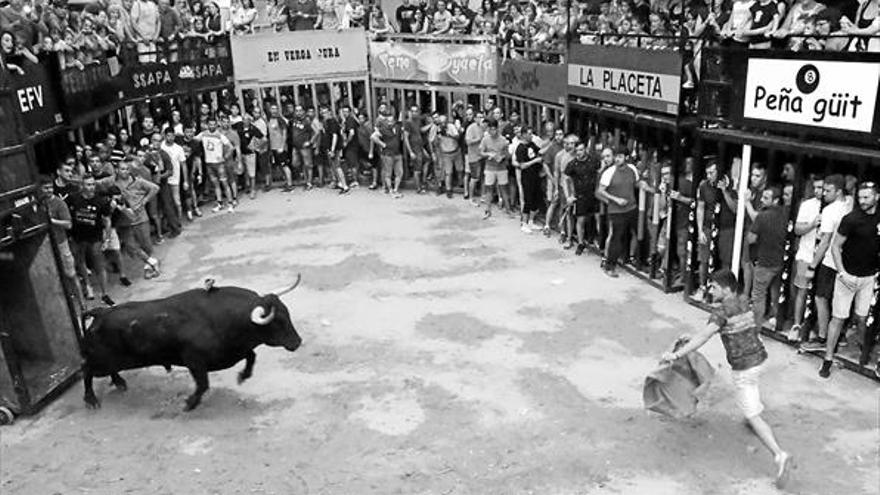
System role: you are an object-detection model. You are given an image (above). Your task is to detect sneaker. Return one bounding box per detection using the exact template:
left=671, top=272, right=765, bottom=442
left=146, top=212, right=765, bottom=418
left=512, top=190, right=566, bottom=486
left=227, top=204, right=235, bottom=213
left=604, top=266, right=619, bottom=278
left=542, top=226, right=551, bottom=237
left=786, top=324, right=802, bottom=343
left=263, top=184, right=271, bottom=192
left=392, top=191, right=403, bottom=199
left=563, top=241, right=574, bottom=250
left=146, top=257, right=160, bottom=273
left=282, top=185, right=293, bottom=193
left=249, top=191, right=256, bottom=200
left=120, top=276, right=132, bottom=287
left=368, top=183, right=378, bottom=190
left=446, top=191, right=454, bottom=199
left=800, top=340, right=826, bottom=352
left=463, top=193, right=470, bottom=200
left=232, top=199, right=239, bottom=207
left=339, top=187, right=351, bottom=195
left=194, top=208, right=203, bottom=217
left=306, top=183, right=314, bottom=191
left=84, top=284, right=95, bottom=300
left=186, top=211, right=193, bottom=222
left=520, top=224, right=533, bottom=234
left=818, top=360, right=832, bottom=378
left=212, top=203, right=223, bottom=213
left=101, top=294, right=115, bottom=306
left=155, top=236, right=165, bottom=245
left=482, top=210, right=491, bottom=220
left=575, top=243, right=585, bottom=256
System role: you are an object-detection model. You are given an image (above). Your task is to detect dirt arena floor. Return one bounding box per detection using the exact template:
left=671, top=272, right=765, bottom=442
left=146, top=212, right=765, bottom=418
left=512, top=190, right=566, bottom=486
left=1, top=188, right=878, bottom=495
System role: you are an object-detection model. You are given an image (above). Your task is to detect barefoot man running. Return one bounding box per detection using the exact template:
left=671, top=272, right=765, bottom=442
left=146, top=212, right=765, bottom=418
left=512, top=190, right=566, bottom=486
left=661, top=269, right=794, bottom=489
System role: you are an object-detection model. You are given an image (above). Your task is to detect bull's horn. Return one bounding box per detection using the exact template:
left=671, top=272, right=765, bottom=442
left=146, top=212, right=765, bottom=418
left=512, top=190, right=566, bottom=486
left=273, top=273, right=302, bottom=297
left=250, top=305, right=276, bottom=326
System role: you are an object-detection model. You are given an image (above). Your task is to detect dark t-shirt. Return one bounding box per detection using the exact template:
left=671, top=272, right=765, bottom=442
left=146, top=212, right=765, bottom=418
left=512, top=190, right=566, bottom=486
left=320, top=118, right=341, bottom=152
left=674, top=177, right=694, bottom=229
left=343, top=116, right=359, bottom=151
left=515, top=141, right=542, bottom=179
left=837, top=208, right=880, bottom=276
left=54, top=181, right=79, bottom=202
left=749, top=0, right=778, bottom=31
left=565, top=157, right=599, bottom=211
left=289, top=117, right=313, bottom=149
left=396, top=4, right=418, bottom=32
left=68, top=194, right=111, bottom=243
left=377, top=120, right=403, bottom=156
left=238, top=125, right=264, bottom=156
left=404, top=118, right=424, bottom=149
left=749, top=205, right=788, bottom=268
left=698, top=180, right=736, bottom=229
left=287, top=0, right=318, bottom=30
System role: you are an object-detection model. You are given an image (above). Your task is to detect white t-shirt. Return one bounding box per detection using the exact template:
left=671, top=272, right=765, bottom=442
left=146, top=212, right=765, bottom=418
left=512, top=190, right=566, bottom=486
left=819, top=199, right=852, bottom=269
left=196, top=131, right=231, bottom=164
left=160, top=141, right=186, bottom=186
left=794, top=197, right=821, bottom=262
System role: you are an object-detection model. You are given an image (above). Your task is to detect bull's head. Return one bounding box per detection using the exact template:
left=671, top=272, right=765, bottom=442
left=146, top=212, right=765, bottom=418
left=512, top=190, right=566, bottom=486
left=250, top=274, right=302, bottom=352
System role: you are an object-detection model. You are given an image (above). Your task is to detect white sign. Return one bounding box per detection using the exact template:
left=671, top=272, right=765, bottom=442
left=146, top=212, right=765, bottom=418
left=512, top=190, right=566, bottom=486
left=743, top=58, right=879, bottom=133
left=567, top=64, right=681, bottom=105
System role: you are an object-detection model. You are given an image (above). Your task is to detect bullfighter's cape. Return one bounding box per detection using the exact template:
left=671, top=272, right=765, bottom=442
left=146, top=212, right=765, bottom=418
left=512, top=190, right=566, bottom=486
left=643, top=336, right=715, bottom=418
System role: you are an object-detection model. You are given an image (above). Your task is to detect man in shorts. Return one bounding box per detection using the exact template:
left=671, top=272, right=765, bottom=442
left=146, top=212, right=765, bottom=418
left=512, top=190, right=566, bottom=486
left=404, top=106, right=428, bottom=195
left=219, top=112, right=242, bottom=204
left=68, top=174, right=115, bottom=306
left=465, top=111, right=485, bottom=204
left=479, top=120, right=512, bottom=219
left=238, top=112, right=265, bottom=199
left=39, top=175, right=83, bottom=306
left=803, top=174, right=850, bottom=350
left=371, top=109, right=404, bottom=198
left=662, top=269, right=794, bottom=489
left=820, top=181, right=879, bottom=376
left=437, top=115, right=463, bottom=199
left=788, top=176, right=824, bottom=342
left=195, top=116, right=235, bottom=213
left=266, top=104, right=293, bottom=192
left=564, top=141, right=600, bottom=255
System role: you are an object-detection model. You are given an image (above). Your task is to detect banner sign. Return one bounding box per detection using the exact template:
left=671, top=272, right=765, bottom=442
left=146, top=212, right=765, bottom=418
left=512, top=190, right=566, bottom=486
left=498, top=58, right=566, bottom=105
left=370, top=41, right=496, bottom=86
left=231, top=29, right=368, bottom=84
left=567, top=44, right=682, bottom=115
left=122, top=58, right=233, bottom=100
left=9, top=62, right=63, bottom=136
left=741, top=58, right=880, bottom=134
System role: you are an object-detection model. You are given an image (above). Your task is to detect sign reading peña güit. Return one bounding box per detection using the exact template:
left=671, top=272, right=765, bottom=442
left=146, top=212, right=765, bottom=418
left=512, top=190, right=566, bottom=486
left=498, top=58, right=566, bottom=105
left=567, top=44, right=682, bottom=115
left=231, top=29, right=368, bottom=84
left=742, top=58, right=880, bottom=133
left=370, top=41, right=495, bottom=86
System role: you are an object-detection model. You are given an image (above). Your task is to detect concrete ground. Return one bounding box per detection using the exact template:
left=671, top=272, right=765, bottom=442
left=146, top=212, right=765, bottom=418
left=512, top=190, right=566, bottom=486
left=1, top=187, right=878, bottom=495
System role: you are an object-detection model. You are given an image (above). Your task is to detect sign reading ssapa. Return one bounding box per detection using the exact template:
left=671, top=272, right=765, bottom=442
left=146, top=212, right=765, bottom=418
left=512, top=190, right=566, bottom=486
left=743, top=58, right=879, bottom=133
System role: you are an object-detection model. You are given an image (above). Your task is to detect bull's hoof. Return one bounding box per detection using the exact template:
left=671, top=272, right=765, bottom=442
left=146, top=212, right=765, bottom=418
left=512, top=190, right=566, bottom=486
left=84, top=394, right=101, bottom=409
left=183, top=396, right=201, bottom=411
left=111, top=376, right=128, bottom=391
left=237, top=371, right=251, bottom=384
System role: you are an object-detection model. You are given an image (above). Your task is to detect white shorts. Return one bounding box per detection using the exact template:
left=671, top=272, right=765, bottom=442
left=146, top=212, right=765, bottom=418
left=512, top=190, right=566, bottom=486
left=731, top=365, right=764, bottom=419
left=484, top=169, right=509, bottom=186
left=243, top=154, right=257, bottom=177
left=832, top=273, right=877, bottom=319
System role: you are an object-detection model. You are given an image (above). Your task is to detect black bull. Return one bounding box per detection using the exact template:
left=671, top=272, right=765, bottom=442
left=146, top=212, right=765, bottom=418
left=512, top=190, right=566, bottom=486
left=80, top=276, right=303, bottom=411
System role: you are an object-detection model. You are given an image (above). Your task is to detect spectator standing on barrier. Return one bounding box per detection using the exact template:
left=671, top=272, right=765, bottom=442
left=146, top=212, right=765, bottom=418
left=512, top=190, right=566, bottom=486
left=437, top=115, right=463, bottom=199
left=131, top=0, right=161, bottom=62
left=802, top=174, right=850, bottom=351
left=239, top=112, right=265, bottom=200
left=103, top=161, right=161, bottom=279
left=158, top=0, right=182, bottom=61
left=598, top=148, right=640, bottom=278
left=565, top=140, right=602, bottom=256
left=515, top=126, right=544, bottom=234
left=465, top=111, right=486, bottom=205
left=160, top=127, right=187, bottom=220
left=479, top=119, right=512, bottom=220
left=195, top=116, right=236, bottom=213
left=372, top=108, right=405, bottom=198
left=290, top=105, right=316, bottom=190
left=789, top=176, right=824, bottom=342
left=820, top=182, right=879, bottom=376
left=432, top=0, right=454, bottom=34
left=740, top=0, right=781, bottom=49
left=69, top=174, right=115, bottom=306
left=268, top=0, right=290, bottom=31
left=404, top=105, right=428, bottom=195
left=747, top=186, right=788, bottom=329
